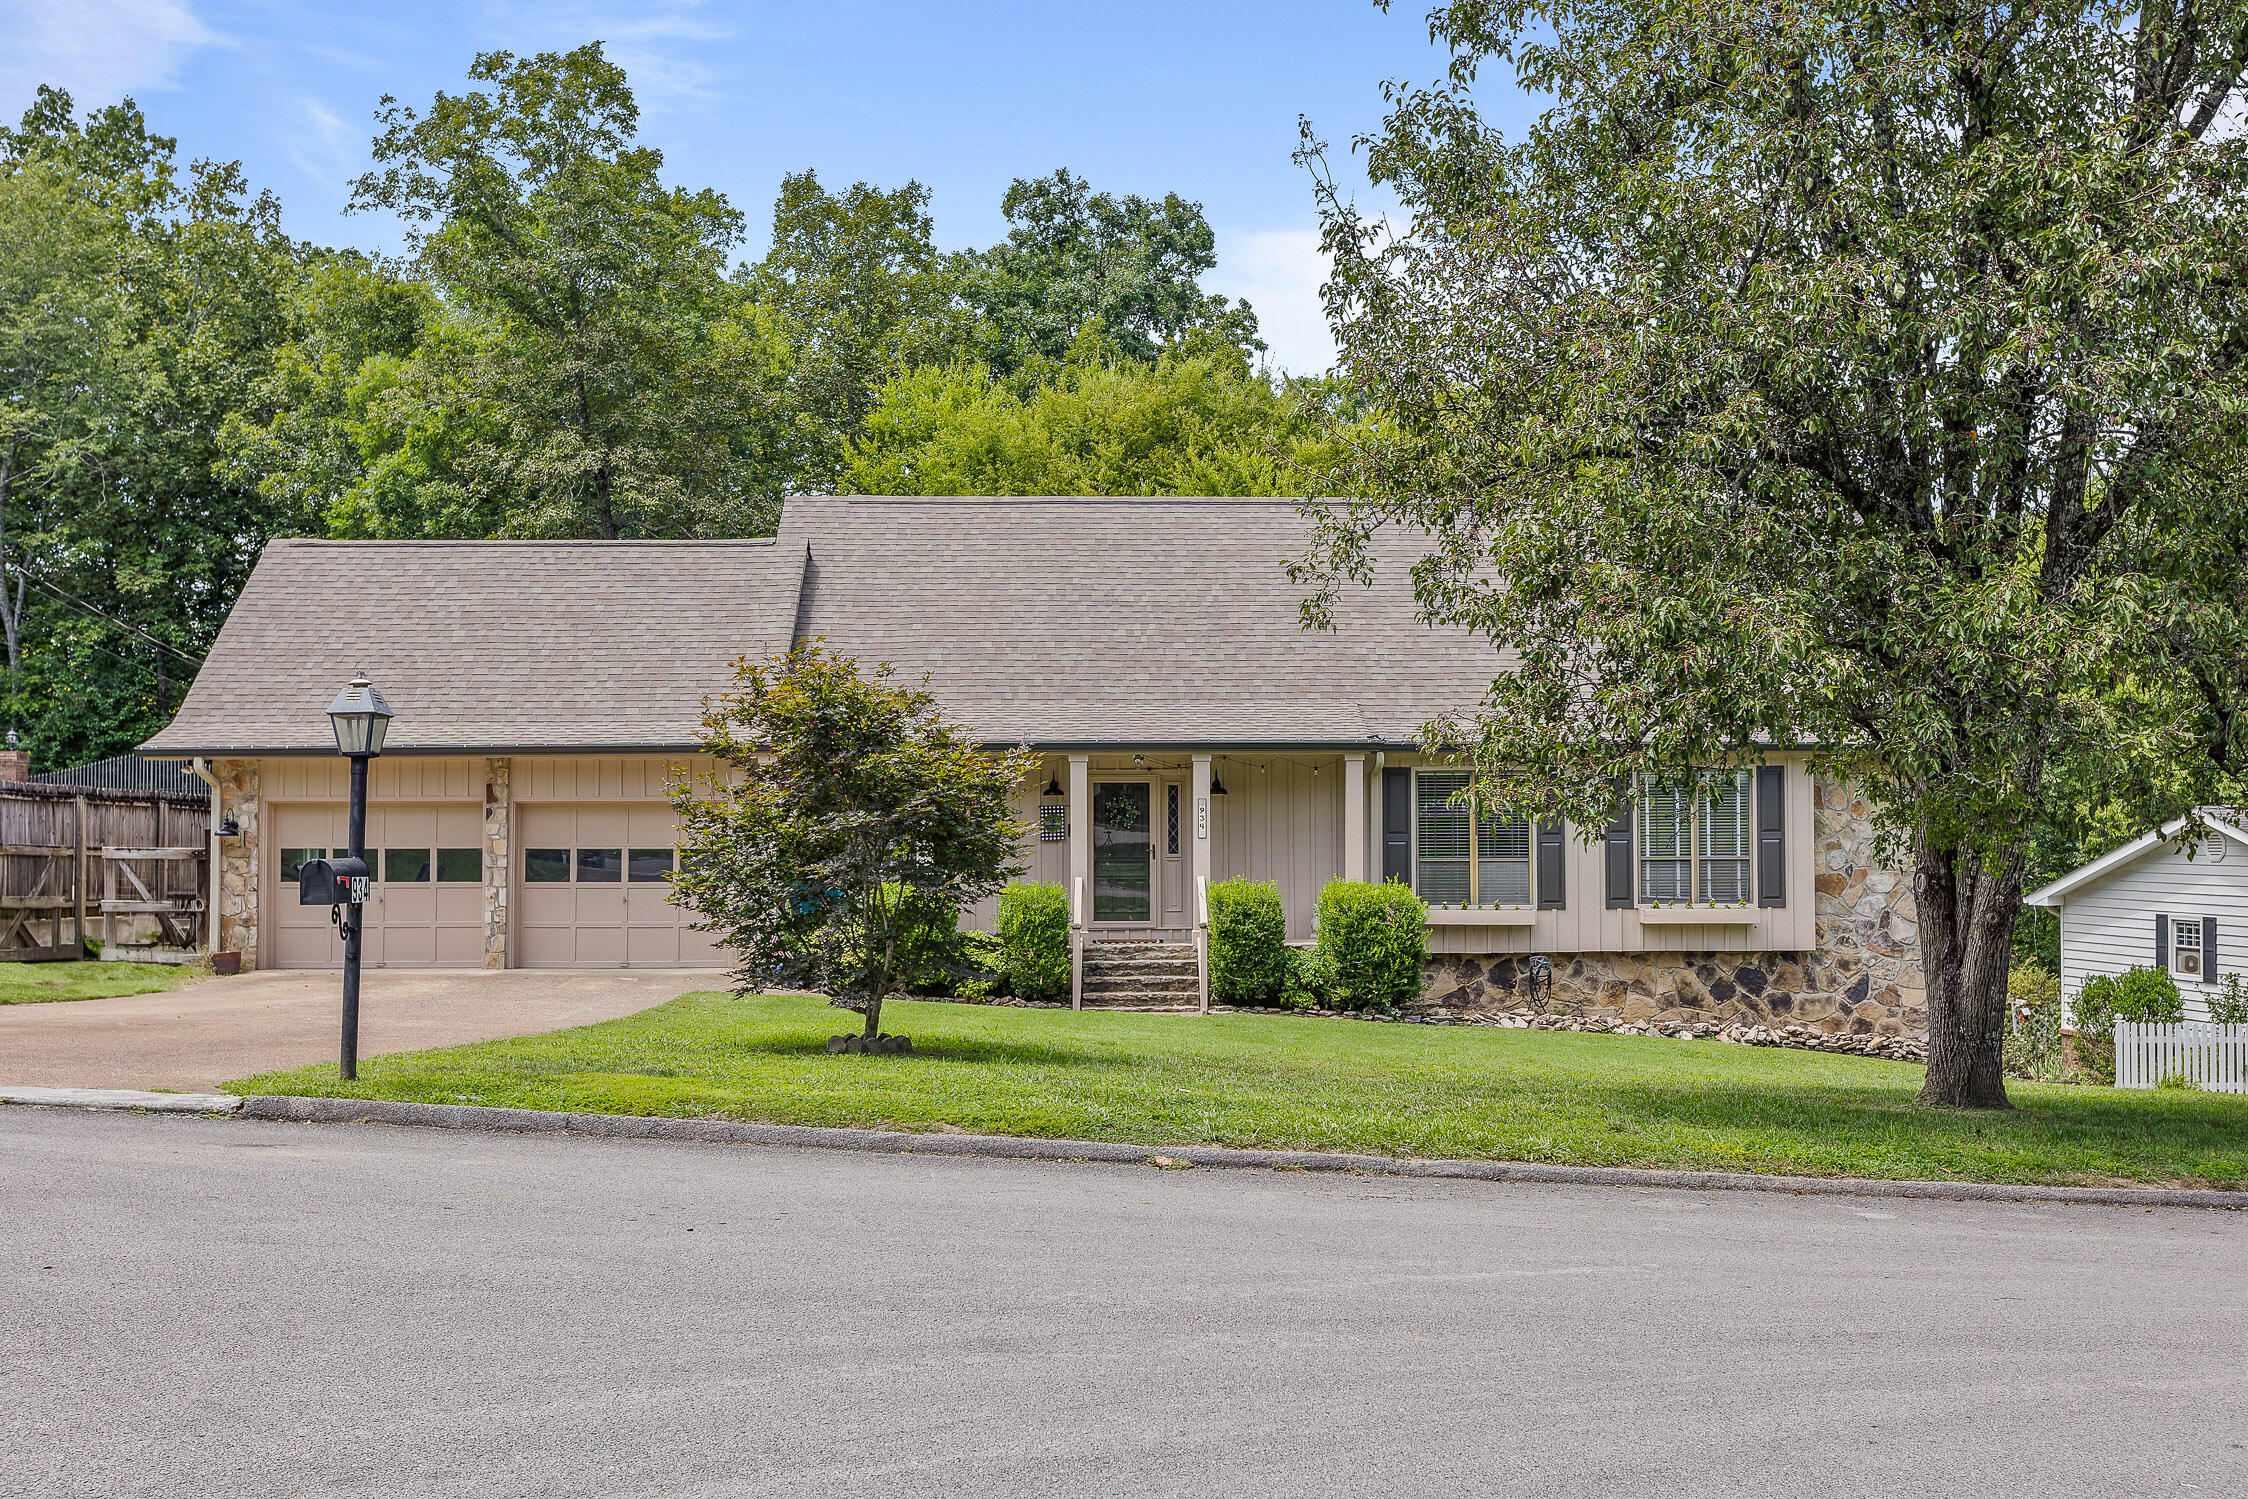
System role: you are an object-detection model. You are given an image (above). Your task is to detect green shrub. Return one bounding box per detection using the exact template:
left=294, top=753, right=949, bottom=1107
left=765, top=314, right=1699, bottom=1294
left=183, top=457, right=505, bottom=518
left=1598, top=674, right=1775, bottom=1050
left=996, top=882, right=1070, bottom=1001
left=1314, top=879, right=1429, bottom=1012
left=1208, top=878, right=1289, bottom=1002
left=2211, top=972, right=2248, bottom=1026
left=1281, top=946, right=1337, bottom=1010
left=2071, top=975, right=2119, bottom=1085
left=2155, top=1071, right=2204, bottom=1091
left=2004, top=961, right=2066, bottom=1081
left=2112, top=964, right=2185, bottom=1023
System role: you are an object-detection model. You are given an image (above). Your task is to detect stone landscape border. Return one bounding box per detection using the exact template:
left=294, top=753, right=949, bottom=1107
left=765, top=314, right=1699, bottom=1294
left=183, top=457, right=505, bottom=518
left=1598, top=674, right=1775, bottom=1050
left=207, top=1094, right=2248, bottom=1210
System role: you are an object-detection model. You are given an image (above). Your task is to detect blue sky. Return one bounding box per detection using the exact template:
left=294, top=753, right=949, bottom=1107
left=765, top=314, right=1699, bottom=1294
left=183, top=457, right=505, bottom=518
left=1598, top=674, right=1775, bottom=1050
left=1, top=0, right=1536, bottom=373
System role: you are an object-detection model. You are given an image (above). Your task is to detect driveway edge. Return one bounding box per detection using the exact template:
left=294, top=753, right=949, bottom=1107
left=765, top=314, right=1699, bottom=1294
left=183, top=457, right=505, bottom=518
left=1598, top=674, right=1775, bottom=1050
left=237, top=1094, right=2245, bottom=1209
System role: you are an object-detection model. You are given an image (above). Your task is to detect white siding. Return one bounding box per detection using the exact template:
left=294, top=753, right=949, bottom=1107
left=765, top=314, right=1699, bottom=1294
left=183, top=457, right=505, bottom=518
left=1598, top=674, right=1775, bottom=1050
left=2056, top=839, right=2248, bottom=1024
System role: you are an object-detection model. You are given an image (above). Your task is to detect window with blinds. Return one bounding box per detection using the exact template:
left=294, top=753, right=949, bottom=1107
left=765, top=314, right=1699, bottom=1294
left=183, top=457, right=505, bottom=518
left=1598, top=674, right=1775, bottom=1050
left=1415, top=771, right=1471, bottom=904
left=1639, top=778, right=1694, bottom=902
left=1641, top=770, right=1755, bottom=904
left=1478, top=809, right=1532, bottom=904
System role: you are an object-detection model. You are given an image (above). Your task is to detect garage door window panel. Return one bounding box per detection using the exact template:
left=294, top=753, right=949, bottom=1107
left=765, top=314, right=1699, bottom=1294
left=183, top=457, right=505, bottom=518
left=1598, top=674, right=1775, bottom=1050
left=281, top=848, right=329, bottom=882
left=436, top=848, right=481, bottom=882
left=578, top=848, right=623, bottom=883
left=385, top=848, right=431, bottom=883
left=525, top=848, right=570, bottom=883
left=630, top=848, right=674, bottom=882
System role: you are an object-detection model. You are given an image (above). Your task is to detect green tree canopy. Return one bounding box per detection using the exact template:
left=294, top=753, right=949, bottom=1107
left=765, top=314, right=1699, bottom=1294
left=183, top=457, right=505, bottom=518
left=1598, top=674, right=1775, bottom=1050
left=843, top=349, right=1346, bottom=497
left=1303, top=0, right=2248, bottom=1107
left=958, top=169, right=1263, bottom=372
left=4, top=88, right=310, bottom=767
left=741, top=170, right=960, bottom=487
left=342, top=43, right=788, bottom=538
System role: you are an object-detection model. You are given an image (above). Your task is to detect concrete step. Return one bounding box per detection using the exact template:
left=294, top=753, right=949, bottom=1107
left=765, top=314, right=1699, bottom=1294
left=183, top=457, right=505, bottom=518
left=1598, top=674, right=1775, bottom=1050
left=1083, top=957, right=1200, bottom=981
left=1078, top=990, right=1201, bottom=1009
left=1079, top=975, right=1204, bottom=997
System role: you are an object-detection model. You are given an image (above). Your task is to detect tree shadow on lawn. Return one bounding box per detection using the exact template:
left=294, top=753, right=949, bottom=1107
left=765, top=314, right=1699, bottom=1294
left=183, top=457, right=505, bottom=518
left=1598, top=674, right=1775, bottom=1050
left=723, top=1033, right=1145, bottom=1070
left=1564, top=1072, right=2248, bottom=1175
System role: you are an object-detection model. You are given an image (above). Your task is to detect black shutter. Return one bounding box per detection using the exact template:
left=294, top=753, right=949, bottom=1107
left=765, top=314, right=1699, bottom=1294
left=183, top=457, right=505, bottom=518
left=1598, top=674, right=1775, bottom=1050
left=2203, top=917, right=2218, bottom=983
left=1382, top=768, right=1413, bottom=886
left=1604, top=788, right=1635, bottom=908
left=1536, top=820, right=1566, bottom=910
left=1756, top=765, right=1787, bottom=908
left=2155, top=913, right=2169, bottom=970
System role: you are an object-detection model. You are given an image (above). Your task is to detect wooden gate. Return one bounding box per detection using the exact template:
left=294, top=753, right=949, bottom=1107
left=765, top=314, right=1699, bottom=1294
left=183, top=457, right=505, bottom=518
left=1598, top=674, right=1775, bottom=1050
left=0, top=784, right=210, bottom=962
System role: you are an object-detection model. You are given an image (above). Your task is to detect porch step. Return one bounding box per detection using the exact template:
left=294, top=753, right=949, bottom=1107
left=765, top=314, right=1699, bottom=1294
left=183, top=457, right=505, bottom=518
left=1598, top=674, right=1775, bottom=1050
left=1080, top=942, right=1201, bottom=1007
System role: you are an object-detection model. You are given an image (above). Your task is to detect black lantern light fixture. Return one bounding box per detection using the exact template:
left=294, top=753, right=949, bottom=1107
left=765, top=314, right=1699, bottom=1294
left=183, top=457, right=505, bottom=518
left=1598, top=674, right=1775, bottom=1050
left=323, top=672, right=392, bottom=1080
left=1041, top=770, right=1065, bottom=798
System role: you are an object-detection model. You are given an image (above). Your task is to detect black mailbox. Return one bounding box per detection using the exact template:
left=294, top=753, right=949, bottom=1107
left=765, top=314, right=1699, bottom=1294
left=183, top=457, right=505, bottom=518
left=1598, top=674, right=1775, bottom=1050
left=299, top=856, right=371, bottom=906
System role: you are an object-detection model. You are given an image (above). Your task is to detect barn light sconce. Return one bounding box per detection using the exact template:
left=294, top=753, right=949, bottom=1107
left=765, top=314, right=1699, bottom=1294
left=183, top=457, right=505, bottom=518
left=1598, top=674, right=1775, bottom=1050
left=1210, top=774, right=1228, bottom=796
left=1041, top=773, right=1065, bottom=798
left=216, top=816, right=241, bottom=838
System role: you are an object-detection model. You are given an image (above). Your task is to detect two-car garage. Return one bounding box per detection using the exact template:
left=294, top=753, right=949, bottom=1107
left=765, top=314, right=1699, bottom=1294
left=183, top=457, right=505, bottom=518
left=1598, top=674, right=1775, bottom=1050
left=268, top=793, right=721, bottom=970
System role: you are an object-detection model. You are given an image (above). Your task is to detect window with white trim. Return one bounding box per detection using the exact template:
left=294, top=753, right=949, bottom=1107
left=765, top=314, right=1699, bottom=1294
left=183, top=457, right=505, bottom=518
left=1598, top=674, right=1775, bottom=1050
left=1640, top=770, right=1754, bottom=904
left=1415, top=770, right=1533, bottom=906
left=2172, top=916, right=2203, bottom=978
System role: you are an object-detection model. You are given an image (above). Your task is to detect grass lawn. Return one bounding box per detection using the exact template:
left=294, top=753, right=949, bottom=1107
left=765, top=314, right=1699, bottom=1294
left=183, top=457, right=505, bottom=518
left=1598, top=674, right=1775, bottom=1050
left=0, top=957, right=205, bottom=1005
left=231, top=992, right=2248, bottom=1189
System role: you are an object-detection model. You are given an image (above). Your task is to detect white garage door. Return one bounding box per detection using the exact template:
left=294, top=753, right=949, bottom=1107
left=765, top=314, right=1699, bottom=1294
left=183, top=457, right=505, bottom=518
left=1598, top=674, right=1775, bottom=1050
left=517, top=804, right=724, bottom=968
left=271, top=803, right=486, bottom=969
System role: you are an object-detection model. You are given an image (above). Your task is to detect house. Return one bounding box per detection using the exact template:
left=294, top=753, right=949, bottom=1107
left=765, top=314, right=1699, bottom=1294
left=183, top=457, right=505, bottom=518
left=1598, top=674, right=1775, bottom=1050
left=2025, top=809, right=2248, bottom=1023
left=144, top=496, right=1923, bottom=1033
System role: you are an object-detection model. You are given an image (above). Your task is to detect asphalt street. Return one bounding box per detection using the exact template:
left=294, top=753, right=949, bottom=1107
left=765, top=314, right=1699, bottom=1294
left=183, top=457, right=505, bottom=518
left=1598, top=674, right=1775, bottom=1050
left=4, top=1106, right=2244, bottom=1499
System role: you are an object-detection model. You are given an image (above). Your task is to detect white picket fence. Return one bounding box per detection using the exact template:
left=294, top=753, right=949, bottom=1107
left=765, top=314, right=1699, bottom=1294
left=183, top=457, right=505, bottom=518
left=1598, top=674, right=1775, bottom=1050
left=2114, top=1021, right=2248, bottom=1093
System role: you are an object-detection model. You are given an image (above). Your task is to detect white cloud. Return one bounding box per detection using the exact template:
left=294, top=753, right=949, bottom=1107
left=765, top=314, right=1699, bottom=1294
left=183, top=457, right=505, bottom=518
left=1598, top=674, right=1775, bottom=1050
left=286, top=94, right=358, bottom=184
left=0, top=0, right=214, bottom=109
left=476, top=0, right=734, bottom=110
left=1208, top=227, right=1337, bottom=378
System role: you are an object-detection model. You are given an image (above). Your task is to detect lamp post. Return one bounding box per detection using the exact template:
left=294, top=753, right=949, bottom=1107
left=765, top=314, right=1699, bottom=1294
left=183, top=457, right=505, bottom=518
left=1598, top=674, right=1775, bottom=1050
left=326, top=673, right=392, bottom=1080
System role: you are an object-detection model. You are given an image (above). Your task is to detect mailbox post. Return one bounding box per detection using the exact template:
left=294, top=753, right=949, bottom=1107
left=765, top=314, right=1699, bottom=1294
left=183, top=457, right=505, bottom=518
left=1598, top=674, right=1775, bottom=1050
left=324, top=673, right=392, bottom=1080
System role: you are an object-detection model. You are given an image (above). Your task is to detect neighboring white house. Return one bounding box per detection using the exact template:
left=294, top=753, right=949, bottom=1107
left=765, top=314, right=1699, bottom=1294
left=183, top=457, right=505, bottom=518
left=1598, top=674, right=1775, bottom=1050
left=2024, top=808, right=2248, bottom=1023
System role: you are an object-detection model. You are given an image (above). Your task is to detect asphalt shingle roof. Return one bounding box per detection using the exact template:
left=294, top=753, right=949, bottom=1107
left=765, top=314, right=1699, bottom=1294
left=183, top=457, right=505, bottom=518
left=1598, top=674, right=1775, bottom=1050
left=143, top=539, right=801, bottom=755
left=145, top=500, right=1510, bottom=755
left=778, top=496, right=1505, bottom=746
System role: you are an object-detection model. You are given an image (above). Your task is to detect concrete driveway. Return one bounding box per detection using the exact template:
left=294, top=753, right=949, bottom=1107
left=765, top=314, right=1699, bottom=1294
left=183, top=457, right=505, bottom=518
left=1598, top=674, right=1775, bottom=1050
left=0, top=967, right=730, bottom=1092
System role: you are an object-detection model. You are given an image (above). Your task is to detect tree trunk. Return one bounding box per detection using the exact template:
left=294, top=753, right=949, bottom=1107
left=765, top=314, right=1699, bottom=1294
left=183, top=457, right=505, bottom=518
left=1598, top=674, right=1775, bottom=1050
left=1913, top=835, right=2020, bottom=1108
left=862, top=995, right=882, bottom=1038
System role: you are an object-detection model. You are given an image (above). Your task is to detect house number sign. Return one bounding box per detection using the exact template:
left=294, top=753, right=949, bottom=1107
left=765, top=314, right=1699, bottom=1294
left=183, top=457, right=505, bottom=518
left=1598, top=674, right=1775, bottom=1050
left=1197, top=795, right=1208, bottom=840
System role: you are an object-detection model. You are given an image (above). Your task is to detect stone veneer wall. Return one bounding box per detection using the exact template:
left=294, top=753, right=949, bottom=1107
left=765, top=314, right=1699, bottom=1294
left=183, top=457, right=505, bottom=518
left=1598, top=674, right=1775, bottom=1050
left=213, top=758, right=261, bottom=967
left=483, top=757, right=511, bottom=969
left=1419, top=776, right=1927, bottom=1037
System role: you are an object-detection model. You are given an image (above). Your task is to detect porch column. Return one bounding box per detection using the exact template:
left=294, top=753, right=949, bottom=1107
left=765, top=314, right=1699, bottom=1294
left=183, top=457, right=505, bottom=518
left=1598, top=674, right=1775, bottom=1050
left=1343, top=753, right=1367, bottom=883
left=1190, top=754, right=1213, bottom=910
left=1068, top=754, right=1091, bottom=926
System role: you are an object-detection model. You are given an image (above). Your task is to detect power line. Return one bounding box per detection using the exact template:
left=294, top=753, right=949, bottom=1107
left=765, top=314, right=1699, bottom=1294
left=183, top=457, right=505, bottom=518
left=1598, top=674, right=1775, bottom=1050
left=10, top=569, right=204, bottom=668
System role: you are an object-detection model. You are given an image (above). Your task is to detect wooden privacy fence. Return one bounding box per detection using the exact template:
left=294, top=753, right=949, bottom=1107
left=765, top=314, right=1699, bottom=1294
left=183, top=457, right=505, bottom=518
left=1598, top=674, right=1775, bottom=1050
left=0, top=782, right=210, bottom=962
left=2115, top=1020, right=2248, bottom=1094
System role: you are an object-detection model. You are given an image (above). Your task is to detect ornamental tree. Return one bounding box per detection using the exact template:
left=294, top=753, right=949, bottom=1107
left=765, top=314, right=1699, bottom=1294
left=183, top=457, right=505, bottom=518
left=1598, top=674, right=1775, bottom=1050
left=1301, top=0, right=2248, bottom=1107
left=671, top=647, right=1035, bottom=1041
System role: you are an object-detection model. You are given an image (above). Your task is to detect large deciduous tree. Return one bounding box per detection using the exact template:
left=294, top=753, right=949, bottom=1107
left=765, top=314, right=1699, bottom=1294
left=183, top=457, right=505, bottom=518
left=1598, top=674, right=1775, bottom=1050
left=1301, top=0, right=2248, bottom=1107
left=959, top=169, right=1264, bottom=372
left=671, top=647, right=1035, bottom=1042
left=347, top=43, right=786, bottom=539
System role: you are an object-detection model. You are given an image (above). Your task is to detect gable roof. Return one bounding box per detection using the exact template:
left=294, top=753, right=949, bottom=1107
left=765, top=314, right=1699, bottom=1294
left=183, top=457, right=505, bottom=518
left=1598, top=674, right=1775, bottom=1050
left=144, top=498, right=1512, bottom=757
left=776, top=496, right=1506, bottom=746
left=143, top=539, right=802, bottom=755
left=2023, top=809, right=2248, bottom=907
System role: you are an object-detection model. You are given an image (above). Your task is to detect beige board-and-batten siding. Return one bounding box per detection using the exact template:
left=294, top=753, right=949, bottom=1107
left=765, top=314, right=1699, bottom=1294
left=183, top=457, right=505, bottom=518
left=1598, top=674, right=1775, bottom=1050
left=973, top=749, right=1833, bottom=951
left=2055, top=836, right=2246, bottom=1025
left=219, top=755, right=724, bottom=972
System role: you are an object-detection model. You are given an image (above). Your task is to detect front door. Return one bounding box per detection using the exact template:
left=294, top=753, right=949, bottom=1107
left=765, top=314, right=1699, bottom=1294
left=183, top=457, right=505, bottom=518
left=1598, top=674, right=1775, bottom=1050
left=1091, top=781, right=1153, bottom=924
